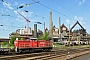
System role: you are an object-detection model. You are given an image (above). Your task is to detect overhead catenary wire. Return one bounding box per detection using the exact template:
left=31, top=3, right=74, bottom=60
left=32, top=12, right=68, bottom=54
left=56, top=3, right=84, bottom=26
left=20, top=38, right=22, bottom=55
left=34, top=1, right=73, bottom=19
left=1, top=15, right=25, bottom=26
left=51, top=0, right=78, bottom=16
left=1, top=0, right=73, bottom=29
left=1, top=0, right=49, bottom=23
left=0, top=1, right=29, bottom=31
left=0, top=24, right=23, bottom=29
left=1, top=0, right=73, bottom=20
left=0, top=0, right=47, bottom=33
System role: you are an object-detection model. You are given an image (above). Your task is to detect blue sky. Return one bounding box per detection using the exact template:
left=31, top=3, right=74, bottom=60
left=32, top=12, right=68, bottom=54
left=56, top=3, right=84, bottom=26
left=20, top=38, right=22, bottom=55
left=0, top=0, right=90, bottom=38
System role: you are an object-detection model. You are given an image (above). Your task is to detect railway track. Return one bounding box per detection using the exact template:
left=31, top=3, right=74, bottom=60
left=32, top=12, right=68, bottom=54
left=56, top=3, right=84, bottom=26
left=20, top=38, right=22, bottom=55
left=17, top=48, right=90, bottom=60
left=0, top=51, right=56, bottom=60
left=0, top=47, right=90, bottom=60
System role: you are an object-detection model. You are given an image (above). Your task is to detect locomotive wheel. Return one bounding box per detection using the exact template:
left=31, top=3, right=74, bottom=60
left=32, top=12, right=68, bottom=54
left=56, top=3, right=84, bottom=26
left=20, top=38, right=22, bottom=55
left=44, top=49, right=51, bottom=52
left=48, top=49, right=51, bottom=51
left=25, top=50, right=29, bottom=53
left=44, top=49, right=48, bottom=52
left=29, top=49, right=34, bottom=53
left=4, top=52, right=8, bottom=54
left=18, top=50, right=22, bottom=53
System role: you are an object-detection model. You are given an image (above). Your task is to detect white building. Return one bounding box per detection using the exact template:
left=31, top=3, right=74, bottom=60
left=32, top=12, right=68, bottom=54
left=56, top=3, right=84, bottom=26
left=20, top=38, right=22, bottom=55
left=16, top=27, right=33, bottom=35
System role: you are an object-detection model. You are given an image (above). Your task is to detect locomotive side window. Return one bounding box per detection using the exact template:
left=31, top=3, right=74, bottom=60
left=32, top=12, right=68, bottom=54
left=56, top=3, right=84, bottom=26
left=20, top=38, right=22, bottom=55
left=25, top=37, right=30, bottom=40
left=30, top=38, right=37, bottom=41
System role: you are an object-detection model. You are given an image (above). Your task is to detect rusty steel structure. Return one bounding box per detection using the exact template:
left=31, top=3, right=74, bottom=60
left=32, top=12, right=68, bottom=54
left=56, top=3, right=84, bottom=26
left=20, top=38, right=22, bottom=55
left=70, top=21, right=86, bottom=36
left=70, top=21, right=90, bottom=44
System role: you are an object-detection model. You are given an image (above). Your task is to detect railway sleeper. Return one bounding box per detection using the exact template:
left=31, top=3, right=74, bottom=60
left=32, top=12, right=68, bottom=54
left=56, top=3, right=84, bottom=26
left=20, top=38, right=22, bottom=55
left=41, top=54, right=64, bottom=60
left=20, top=55, right=51, bottom=60
left=46, top=51, right=84, bottom=60
left=45, top=55, right=61, bottom=60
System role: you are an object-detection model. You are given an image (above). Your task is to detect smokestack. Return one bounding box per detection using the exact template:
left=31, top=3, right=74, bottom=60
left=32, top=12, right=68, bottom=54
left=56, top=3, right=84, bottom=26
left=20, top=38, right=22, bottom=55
left=44, top=22, right=45, bottom=33
left=34, top=24, right=37, bottom=38
left=58, top=17, right=61, bottom=36
left=49, top=11, right=53, bottom=37
left=58, top=17, right=62, bottom=42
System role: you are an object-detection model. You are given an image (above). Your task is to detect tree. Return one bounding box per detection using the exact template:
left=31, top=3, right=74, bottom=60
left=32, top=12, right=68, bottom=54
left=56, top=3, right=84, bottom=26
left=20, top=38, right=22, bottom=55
left=10, top=36, right=20, bottom=44
left=37, top=32, right=50, bottom=40
left=1, top=42, right=8, bottom=47
left=11, top=32, right=16, bottom=35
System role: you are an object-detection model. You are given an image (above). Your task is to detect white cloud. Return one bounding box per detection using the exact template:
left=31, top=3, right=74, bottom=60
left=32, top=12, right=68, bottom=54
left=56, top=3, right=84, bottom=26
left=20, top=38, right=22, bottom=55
left=16, top=15, right=25, bottom=22
left=2, top=1, right=34, bottom=23
left=16, top=11, right=33, bottom=22
left=14, top=10, right=18, bottom=14
left=3, top=2, right=14, bottom=10
left=28, top=12, right=33, bottom=17
left=73, top=16, right=85, bottom=25
left=20, top=3, right=25, bottom=6
left=14, top=2, right=18, bottom=5
left=1, top=8, right=4, bottom=10
left=5, top=9, right=9, bottom=12
left=0, top=8, right=10, bottom=15
left=79, top=0, right=85, bottom=5
left=0, top=9, right=4, bottom=13
left=29, top=19, right=36, bottom=22
left=66, top=19, right=70, bottom=24
left=2, top=1, right=18, bottom=14
left=74, top=16, right=83, bottom=21
left=71, top=16, right=86, bottom=29
left=18, top=11, right=33, bottom=18
left=16, top=15, right=35, bottom=23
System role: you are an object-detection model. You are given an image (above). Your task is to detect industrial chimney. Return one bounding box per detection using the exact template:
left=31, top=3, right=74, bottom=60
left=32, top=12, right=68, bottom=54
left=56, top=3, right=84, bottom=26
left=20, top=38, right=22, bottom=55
left=49, top=11, right=53, bottom=37
left=34, top=24, right=37, bottom=38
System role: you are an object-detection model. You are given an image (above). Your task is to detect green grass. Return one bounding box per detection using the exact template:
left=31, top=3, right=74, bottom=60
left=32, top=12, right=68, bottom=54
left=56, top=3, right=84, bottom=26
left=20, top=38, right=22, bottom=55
left=53, top=43, right=90, bottom=49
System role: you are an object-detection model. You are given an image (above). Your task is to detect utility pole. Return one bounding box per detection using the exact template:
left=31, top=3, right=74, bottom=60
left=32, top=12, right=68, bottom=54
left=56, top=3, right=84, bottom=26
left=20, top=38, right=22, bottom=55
left=78, top=30, right=81, bottom=45
left=68, top=23, right=70, bottom=46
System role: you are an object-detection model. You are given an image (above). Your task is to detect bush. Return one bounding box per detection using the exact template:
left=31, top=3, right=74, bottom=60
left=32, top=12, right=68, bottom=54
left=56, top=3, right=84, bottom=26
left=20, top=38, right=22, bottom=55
left=1, top=42, right=8, bottom=47
left=8, top=44, right=14, bottom=48
left=37, top=32, right=50, bottom=40
left=10, top=36, right=20, bottom=44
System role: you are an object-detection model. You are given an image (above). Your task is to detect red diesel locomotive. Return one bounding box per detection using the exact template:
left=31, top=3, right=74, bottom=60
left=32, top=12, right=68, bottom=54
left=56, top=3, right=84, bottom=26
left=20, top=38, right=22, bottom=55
left=14, top=38, right=53, bottom=53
